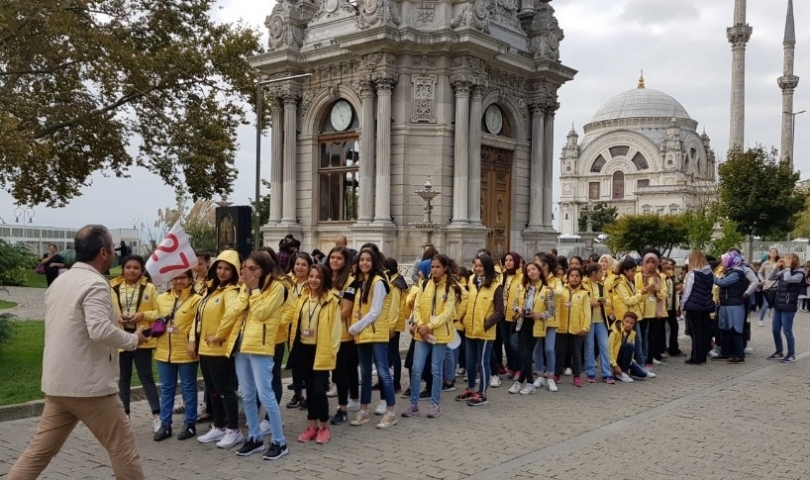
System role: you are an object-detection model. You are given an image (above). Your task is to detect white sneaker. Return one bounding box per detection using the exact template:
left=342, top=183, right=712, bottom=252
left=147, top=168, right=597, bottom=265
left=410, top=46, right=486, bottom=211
left=489, top=375, right=501, bottom=388
left=532, top=377, right=547, bottom=388
left=519, top=384, right=536, bottom=395
left=216, top=428, right=244, bottom=449
left=508, top=381, right=522, bottom=394
left=744, top=347, right=754, bottom=353
left=563, top=368, right=573, bottom=376
left=326, top=383, right=338, bottom=397
left=456, top=367, right=466, bottom=376
left=260, top=419, right=272, bottom=436
left=652, top=358, right=661, bottom=365
left=347, top=399, right=361, bottom=412
left=709, top=350, right=721, bottom=358
left=152, top=418, right=161, bottom=434
left=374, top=400, right=388, bottom=416
left=547, top=379, right=558, bottom=392
left=646, top=371, right=657, bottom=378
left=198, top=425, right=226, bottom=444
left=758, top=320, right=764, bottom=327
left=618, top=372, right=634, bottom=383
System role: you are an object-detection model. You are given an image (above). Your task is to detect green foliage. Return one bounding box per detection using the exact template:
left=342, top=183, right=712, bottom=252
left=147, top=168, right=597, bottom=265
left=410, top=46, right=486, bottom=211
left=0, top=320, right=42, bottom=405
left=0, top=1, right=263, bottom=206
left=578, top=202, right=619, bottom=233
left=718, top=147, right=804, bottom=238
left=605, top=214, right=688, bottom=258
left=0, top=314, right=14, bottom=352
left=682, top=205, right=719, bottom=251
left=0, top=239, right=38, bottom=286
left=791, top=192, right=810, bottom=238
left=709, top=219, right=745, bottom=259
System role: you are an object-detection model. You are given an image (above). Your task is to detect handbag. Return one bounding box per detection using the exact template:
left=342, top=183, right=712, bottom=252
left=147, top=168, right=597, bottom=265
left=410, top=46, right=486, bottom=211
left=150, top=317, right=169, bottom=338
left=35, top=265, right=46, bottom=274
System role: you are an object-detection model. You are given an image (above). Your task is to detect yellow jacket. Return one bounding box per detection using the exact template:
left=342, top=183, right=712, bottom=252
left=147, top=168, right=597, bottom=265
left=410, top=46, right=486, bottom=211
left=502, top=271, right=523, bottom=322
left=634, top=271, right=668, bottom=319
left=110, top=276, right=159, bottom=350
left=289, top=291, right=342, bottom=370
left=280, top=277, right=304, bottom=346
left=464, top=281, right=503, bottom=341
left=226, top=278, right=288, bottom=357
left=608, top=321, right=637, bottom=368
left=413, top=275, right=459, bottom=344
left=349, top=275, right=390, bottom=344
left=602, top=272, right=617, bottom=318
left=516, top=281, right=555, bottom=338
left=612, top=274, right=643, bottom=320
left=556, top=284, right=592, bottom=335
left=583, top=277, right=610, bottom=325
left=333, top=273, right=356, bottom=342
left=191, top=285, right=244, bottom=357
left=455, top=283, right=470, bottom=332
left=547, top=275, right=563, bottom=329
left=389, top=273, right=409, bottom=333
left=146, top=287, right=202, bottom=364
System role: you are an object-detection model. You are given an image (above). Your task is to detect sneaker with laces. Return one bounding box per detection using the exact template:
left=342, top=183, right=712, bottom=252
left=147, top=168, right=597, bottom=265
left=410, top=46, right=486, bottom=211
left=426, top=403, right=441, bottom=418
left=618, top=372, right=634, bottom=383
left=330, top=410, right=347, bottom=425
left=547, top=379, right=559, bottom=392
left=217, top=429, right=244, bottom=449
left=297, top=426, right=319, bottom=443
left=604, top=377, right=616, bottom=385
left=767, top=352, right=784, bottom=360
left=346, top=399, right=361, bottom=412
left=419, top=390, right=431, bottom=400
left=173, top=401, right=185, bottom=414
left=286, top=395, right=302, bottom=409
left=153, top=425, right=172, bottom=442
left=236, top=439, right=264, bottom=456
left=455, top=389, right=475, bottom=401
left=456, top=367, right=466, bottom=376
left=401, top=404, right=420, bottom=417
left=758, top=320, right=764, bottom=327
left=744, top=347, right=754, bottom=354
left=315, top=427, right=331, bottom=444
left=260, top=419, right=272, bottom=436
left=441, top=381, right=456, bottom=392
left=586, top=376, right=596, bottom=384
left=376, top=412, right=398, bottom=429
left=176, top=423, right=196, bottom=441
left=326, top=384, right=338, bottom=397
left=399, top=388, right=411, bottom=398
left=652, top=358, right=661, bottom=365
left=519, top=384, right=536, bottom=395
left=532, top=377, right=547, bottom=388
left=573, top=377, right=583, bottom=388
left=198, top=426, right=226, bottom=444
left=262, top=442, right=288, bottom=460
left=466, top=393, right=488, bottom=406
left=508, top=381, right=522, bottom=394
left=563, top=367, right=573, bottom=376
left=374, top=400, right=388, bottom=415
left=350, top=410, right=370, bottom=426
left=152, top=418, right=162, bottom=434
left=781, top=355, right=796, bottom=363
left=646, top=370, right=657, bottom=378
left=489, top=375, right=502, bottom=388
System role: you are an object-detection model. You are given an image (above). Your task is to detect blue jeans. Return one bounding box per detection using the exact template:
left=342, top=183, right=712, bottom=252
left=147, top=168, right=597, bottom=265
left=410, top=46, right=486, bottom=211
left=585, top=322, right=612, bottom=379
left=235, top=354, right=285, bottom=445
left=634, top=322, right=647, bottom=365
left=760, top=296, right=771, bottom=321
left=443, top=342, right=458, bottom=383
left=532, top=328, right=556, bottom=377
left=772, top=309, right=796, bottom=356
left=358, top=343, right=396, bottom=408
left=465, top=338, right=493, bottom=395
left=617, top=343, right=648, bottom=377
left=156, top=360, right=197, bottom=427
left=411, top=341, right=447, bottom=405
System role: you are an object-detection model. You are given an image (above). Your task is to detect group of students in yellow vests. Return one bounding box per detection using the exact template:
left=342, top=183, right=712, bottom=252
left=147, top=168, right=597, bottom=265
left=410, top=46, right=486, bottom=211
left=108, top=243, right=678, bottom=462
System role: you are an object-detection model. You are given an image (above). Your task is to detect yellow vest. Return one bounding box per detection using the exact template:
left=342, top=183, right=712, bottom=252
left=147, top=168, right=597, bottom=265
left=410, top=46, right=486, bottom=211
left=464, top=281, right=500, bottom=341
left=413, top=276, right=458, bottom=344
left=350, top=275, right=390, bottom=344
left=556, top=284, right=592, bottom=335
left=226, top=279, right=288, bottom=357
left=611, top=275, right=643, bottom=321
left=455, top=283, right=470, bottom=332
left=502, top=271, right=523, bottom=322
left=608, top=321, right=637, bottom=367
left=146, top=288, right=201, bottom=363
left=110, top=276, right=159, bottom=350
left=191, top=285, right=244, bottom=357
left=547, top=276, right=562, bottom=329
left=333, top=273, right=356, bottom=342
left=602, top=272, right=617, bottom=318
left=389, top=273, right=409, bottom=333
left=634, top=271, right=668, bottom=319
left=289, top=291, right=343, bottom=370
left=516, top=281, right=554, bottom=338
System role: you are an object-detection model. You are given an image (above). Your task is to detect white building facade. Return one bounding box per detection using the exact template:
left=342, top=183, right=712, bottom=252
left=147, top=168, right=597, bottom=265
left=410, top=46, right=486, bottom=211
left=558, top=79, right=717, bottom=235
left=0, top=224, right=140, bottom=256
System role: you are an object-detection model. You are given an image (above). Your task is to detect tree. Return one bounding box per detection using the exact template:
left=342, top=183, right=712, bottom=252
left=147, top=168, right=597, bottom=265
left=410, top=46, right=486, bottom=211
left=604, top=214, right=688, bottom=257
left=578, top=202, right=619, bottom=233
left=709, top=219, right=745, bottom=259
left=0, top=239, right=37, bottom=286
left=717, top=147, right=804, bottom=238
left=791, top=192, right=810, bottom=238
left=0, top=1, right=263, bottom=206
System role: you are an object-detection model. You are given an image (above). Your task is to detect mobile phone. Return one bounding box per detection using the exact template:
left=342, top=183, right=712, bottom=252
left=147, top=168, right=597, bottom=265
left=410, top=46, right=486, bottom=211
left=143, top=328, right=152, bottom=338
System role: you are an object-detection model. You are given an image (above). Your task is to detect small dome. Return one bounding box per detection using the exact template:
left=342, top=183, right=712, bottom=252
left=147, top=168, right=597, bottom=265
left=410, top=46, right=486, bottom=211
left=590, top=88, right=691, bottom=123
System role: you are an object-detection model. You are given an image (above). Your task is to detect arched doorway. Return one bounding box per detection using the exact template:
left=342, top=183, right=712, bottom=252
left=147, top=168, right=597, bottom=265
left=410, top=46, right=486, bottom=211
left=481, top=146, right=513, bottom=260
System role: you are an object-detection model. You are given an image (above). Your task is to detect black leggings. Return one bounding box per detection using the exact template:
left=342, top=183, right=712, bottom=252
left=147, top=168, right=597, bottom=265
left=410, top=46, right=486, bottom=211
left=119, top=348, right=160, bottom=415
left=555, top=333, right=583, bottom=377
left=298, top=344, right=330, bottom=422
left=200, top=355, right=239, bottom=430
left=334, top=340, right=359, bottom=407
left=516, top=320, right=536, bottom=383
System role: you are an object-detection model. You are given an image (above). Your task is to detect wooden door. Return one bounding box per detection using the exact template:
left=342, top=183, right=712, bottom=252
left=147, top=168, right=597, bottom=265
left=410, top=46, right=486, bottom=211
left=481, top=146, right=513, bottom=260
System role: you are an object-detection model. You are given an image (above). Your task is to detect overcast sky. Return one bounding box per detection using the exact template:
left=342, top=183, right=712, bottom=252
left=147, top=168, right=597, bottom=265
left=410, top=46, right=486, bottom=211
left=2, top=0, right=807, bottom=233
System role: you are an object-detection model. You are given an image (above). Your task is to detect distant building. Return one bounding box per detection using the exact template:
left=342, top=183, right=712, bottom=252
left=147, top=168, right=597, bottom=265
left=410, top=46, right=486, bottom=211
left=0, top=224, right=140, bottom=257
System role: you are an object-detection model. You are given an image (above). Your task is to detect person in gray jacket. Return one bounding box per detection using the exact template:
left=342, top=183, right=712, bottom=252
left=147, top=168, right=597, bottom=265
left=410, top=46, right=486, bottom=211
left=9, top=225, right=148, bottom=480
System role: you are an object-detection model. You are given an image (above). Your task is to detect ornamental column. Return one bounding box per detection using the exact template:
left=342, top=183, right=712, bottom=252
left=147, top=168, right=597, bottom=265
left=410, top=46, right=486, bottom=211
left=450, top=77, right=470, bottom=225
left=269, top=99, right=284, bottom=224
left=467, top=85, right=484, bottom=226
left=527, top=103, right=545, bottom=228
left=373, top=75, right=394, bottom=224
left=358, top=79, right=376, bottom=224
left=542, top=104, right=557, bottom=227
left=281, top=93, right=299, bottom=224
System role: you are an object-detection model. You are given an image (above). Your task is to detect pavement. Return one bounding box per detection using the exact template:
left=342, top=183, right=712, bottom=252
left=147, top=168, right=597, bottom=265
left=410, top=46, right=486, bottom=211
left=1, top=311, right=808, bottom=479
left=0, top=286, right=46, bottom=321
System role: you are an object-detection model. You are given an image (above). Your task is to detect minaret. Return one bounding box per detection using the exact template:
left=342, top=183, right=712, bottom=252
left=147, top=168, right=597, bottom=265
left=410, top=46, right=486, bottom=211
left=779, top=0, right=800, bottom=166
left=727, top=0, right=753, bottom=151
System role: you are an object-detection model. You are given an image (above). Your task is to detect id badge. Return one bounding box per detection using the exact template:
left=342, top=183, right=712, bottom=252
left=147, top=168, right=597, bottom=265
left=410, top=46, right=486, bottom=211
left=430, top=315, right=438, bottom=322
left=648, top=296, right=656, bottom=302
left=301, top=329, right=314, bottom=338
left=168, top=326, right=178, bottom=334
left=565, top=302, right=572, bottom=307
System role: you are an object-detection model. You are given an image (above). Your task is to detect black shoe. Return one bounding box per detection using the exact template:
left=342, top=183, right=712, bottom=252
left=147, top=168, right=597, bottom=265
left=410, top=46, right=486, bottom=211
left=728, top=357, right=745, bottom=364
left=419, top=390, right=430, bottom=400
left=442, top=381, right=456, bottom=392
left=684, top=359, right=699, bottom=365
left=330, top=410, right=347, bottom=425
left=711, top=355, right=730, bottom=360
left=399, top=388, right=411, bottom=399
left=371, top=382, right=381, bottom=391
left=153, top=425, right=172, bottom=442
left=176, top=423, right=196, bottom=440
left=286, top=394, right=301, bottom=409
left=236, top=439, right=264, bottom=456
left=286, top=383, right=295, bottom=390
left=263, top=442, right=289, bottom=461
left=298, top=398, right=308, bottom=410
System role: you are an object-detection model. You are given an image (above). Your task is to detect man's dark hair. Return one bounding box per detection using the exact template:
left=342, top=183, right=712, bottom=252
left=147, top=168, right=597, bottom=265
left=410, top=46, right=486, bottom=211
left=75, top=225, right=111, bottom=263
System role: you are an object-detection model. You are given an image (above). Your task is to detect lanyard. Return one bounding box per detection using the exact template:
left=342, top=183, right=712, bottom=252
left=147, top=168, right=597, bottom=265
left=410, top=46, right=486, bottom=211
left=122, top=282, right=139, bottom=315
left=294, top=282, right=306, bottom=297
left=306, top=298, right=319, bottom=330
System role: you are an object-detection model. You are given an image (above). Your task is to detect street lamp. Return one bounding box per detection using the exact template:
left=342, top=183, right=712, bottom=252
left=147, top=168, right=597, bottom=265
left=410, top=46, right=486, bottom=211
left=14, top=206, right=34, bottom=224
left=254, top=72, right=312, bottom=249
left=785, top=109, right=806, bottom=163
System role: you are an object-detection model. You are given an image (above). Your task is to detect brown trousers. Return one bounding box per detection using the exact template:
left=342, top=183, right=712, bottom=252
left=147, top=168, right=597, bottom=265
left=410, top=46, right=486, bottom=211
left=8, top=394, right=144, bottom=480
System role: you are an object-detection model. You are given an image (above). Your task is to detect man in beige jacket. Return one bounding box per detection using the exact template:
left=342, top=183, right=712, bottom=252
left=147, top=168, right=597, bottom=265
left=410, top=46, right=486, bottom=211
left=9, top=225, right=148, bottom=480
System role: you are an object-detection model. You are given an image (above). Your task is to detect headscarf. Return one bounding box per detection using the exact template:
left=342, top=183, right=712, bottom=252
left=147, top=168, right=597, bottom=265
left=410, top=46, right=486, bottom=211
left=501, top=251, right=523, bottom=276
left=721, top=251, right=743, bottom=270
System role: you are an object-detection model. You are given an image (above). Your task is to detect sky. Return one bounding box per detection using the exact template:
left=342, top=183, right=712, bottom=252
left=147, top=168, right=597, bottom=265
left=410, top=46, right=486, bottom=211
left=2, top=0, right=807, bottom=231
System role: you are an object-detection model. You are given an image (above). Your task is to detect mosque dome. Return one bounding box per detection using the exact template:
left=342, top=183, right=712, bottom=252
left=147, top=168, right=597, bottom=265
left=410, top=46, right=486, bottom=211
left=590, top=86, right=692, bottom=123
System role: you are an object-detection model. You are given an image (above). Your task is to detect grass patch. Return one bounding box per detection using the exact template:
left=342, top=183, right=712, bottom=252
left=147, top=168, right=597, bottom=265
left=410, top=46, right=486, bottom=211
left=22, top=269, right=48, bottom=289
left=0, top=300, right=17, bottom=310
left=0, top=321, right=44, bottom=406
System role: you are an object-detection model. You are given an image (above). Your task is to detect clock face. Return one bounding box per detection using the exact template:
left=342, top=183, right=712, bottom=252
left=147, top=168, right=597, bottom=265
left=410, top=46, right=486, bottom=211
left=485, top=105, right=503, bottom=135
left=330, top=100, right=352, bottom=131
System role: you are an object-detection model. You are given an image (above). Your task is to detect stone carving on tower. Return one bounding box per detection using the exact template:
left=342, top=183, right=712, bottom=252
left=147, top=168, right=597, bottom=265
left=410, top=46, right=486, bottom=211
left=560, top=125, right=579, bottom=177
left=660, top=118, right=683, bottom=170
left=450, top=0, right=491, bottom=32
left=778, top=0, right=799, bottom=166
left=526, top=0, right=564, bottom=61
left=266, top=1, right=311, bottom=52
left=311, top=0, right=357, bottom=23
left=357, top=0, right=401, bottom=30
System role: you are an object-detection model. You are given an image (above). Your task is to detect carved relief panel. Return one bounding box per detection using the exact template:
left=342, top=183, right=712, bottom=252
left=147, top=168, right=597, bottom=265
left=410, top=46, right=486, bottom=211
left=411, top=75, right=437, bottom=123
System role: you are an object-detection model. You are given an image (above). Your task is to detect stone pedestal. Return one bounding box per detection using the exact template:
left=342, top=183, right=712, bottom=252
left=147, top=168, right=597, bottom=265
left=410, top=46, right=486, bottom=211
left=351, top=223, right=398, bottom=257
left=445, top=225, right=488, bottom=266
left=522, top=227, right=559, bottom=256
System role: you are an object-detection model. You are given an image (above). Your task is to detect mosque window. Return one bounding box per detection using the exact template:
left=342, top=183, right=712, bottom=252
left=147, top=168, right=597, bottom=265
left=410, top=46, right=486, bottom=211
left=590, top=155, right=606, bottom=173
left=609, top=146, right=629, bottom=158
left=637, top=179, right=650, bottom=188
left=631, top=152, right=649, bottom=170
left=612, top=171, right=625, bottom=199
left=588, top=182, right=600, bottom=200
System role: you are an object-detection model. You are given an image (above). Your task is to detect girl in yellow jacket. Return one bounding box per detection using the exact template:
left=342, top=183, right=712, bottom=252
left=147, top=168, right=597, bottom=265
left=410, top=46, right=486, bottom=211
left=401, top=254, right=460, bottom=418
left=286, top=252, right=314, bottom=409
left=110, top=255, right=160, bottom=429
left=535, top=253, right=561, bottom=392
left=346, top=248, right=397, bottom=429
left=384, top=257, right=409, bottom=395
left=608, top=312, right=654, bottom=382
left=553, top=268, right=591, bottom=387
left=145, top=269, right=202, bottom=442
left=635, top=252, right=668, bottom=368
left=189, top=250, right=246, bottom=448
left=226, top=252, right=289, bottom=460
left=583, top=264, right=614, bottom=384
left=458, top=253, right=504, bottom=406
left=511, top=261, right=555, bottom=395
left=291, top=264, right=342, bottom=445
left=599, top=255, right=619, bottom=321
left=327, top=246, right=360, bottom=425
left=499, top=252, right=523, bottom=378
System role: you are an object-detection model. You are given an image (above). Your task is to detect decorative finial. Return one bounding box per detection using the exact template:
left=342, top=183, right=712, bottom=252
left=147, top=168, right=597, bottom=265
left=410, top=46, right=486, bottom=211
left=785, top=0, right=795, bottom=45
left=638, top=70, right=645, bottom=89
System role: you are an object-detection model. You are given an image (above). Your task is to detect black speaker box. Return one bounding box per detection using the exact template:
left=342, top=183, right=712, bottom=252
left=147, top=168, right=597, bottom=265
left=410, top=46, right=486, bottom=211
left=215, top=206, right=253, bottom=261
